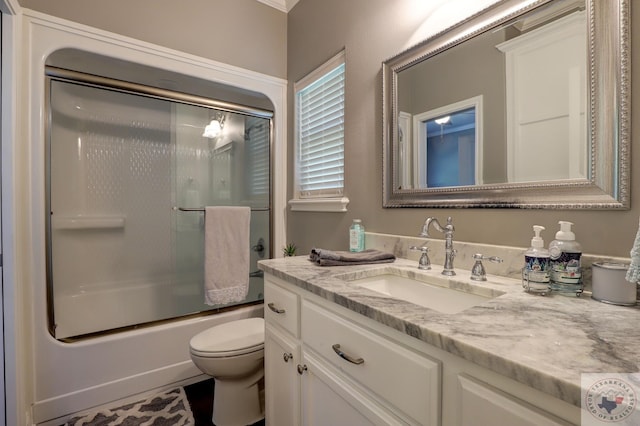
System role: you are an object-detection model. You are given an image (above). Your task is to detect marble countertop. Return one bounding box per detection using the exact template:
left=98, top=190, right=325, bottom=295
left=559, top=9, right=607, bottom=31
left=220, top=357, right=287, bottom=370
left=258, top=256, right=640, bottom=407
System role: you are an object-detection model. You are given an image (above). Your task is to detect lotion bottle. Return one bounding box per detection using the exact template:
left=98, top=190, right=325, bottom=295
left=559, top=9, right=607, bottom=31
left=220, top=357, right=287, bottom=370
left=548, top=221, right=582, bottom=290
left=523, top=225, right=550, bottom=293
left=349, top=219, right=365, bottom=252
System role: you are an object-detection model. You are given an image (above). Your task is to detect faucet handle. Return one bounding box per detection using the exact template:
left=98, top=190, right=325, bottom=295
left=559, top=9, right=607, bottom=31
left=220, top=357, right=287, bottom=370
left=410, top=245, right=431, bottom=270
left=471, top=253, right=503, bottom=281
left=473, top=253, right=503, bottom=262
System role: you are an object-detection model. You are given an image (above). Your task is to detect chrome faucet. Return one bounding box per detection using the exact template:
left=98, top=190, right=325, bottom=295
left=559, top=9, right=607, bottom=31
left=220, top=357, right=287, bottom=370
left=421, top=216, right=456, bottom=276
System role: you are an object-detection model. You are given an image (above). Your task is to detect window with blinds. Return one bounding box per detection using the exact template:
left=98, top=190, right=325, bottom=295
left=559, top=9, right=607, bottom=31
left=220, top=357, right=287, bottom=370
left=295, top=51, right=345, bottom=199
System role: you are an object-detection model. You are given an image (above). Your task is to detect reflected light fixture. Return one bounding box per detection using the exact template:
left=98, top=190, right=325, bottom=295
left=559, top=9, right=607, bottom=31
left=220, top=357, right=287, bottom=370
left=435, top=115, right=451, bottom=143
left=434, top=116, right=451, bottom=125
left=202, top=112, right=226, bottom=138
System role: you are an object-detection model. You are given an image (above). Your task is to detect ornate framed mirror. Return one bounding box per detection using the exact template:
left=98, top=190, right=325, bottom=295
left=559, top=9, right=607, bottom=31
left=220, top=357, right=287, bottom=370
left=382, top=0, right=629, bottom=208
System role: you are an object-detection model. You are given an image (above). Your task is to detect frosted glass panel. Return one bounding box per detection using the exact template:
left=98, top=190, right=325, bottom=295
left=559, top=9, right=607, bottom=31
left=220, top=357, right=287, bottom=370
left=48, top=79, right=270, bottom=339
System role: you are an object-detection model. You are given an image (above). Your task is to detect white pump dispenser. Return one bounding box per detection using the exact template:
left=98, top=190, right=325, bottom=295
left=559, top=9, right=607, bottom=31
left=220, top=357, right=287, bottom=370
left=523, top=225, right=550, bottom=293
left=531, top=225, right=545, bottom=249
left=554, top=221, right=576, bottom=242
left=549, top=221, right=582, bottom=290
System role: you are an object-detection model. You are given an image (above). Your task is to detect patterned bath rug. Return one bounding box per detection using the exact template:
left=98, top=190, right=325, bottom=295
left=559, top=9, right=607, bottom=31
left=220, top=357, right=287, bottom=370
left=65, top=387, right=194, bottom=426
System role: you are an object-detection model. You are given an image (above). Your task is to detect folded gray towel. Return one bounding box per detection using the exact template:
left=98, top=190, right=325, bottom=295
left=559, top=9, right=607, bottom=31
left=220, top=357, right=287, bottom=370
left=309, top=248, right=396, bottom=266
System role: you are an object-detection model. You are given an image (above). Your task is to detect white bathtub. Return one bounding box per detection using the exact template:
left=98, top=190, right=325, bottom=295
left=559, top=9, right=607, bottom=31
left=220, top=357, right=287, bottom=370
left=53, top=276, right=264, bottom=339
left=33, top=298, right=263, bottom=425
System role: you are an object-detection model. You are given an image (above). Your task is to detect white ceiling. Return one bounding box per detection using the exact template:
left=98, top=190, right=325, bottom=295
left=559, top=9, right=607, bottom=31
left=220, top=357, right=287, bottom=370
left=255, top=0, right=300, bottom=13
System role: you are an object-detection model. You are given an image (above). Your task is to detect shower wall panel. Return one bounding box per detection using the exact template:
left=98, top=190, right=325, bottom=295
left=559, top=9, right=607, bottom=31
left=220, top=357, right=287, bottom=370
left=50, top=82, right=173, bottom=291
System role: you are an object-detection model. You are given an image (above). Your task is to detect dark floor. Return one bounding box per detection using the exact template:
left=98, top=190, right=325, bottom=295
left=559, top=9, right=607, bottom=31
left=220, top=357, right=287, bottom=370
left=184, top=379, right=265, bottom=426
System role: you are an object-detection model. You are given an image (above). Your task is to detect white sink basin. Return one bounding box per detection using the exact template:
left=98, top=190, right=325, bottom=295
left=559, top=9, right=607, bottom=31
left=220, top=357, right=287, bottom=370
left=350, top=273, right=496, bottom=314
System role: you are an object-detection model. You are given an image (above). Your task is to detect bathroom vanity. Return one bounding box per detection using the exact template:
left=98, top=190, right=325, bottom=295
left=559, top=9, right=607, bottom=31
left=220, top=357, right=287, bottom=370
left=259, top=256, right=640, bottom=426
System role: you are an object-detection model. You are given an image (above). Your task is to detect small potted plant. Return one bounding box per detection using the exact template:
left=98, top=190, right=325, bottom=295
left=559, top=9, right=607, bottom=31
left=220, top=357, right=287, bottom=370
left=282, top=243, right=297, bottom=257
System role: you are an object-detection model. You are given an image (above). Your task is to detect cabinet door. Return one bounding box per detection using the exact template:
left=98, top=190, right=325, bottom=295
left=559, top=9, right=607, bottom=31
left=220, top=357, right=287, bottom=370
left=300, top=352, right=405, bottom=426
left=265, top=326, right=300, bottom=426
left=458, top=375, right=572, bottom=426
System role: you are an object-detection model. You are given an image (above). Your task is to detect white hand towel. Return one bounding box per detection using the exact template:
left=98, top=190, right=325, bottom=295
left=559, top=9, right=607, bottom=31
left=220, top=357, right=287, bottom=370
left=204, top=206, right=250, bottom=305
left=626, top=216, right=640, bottom=283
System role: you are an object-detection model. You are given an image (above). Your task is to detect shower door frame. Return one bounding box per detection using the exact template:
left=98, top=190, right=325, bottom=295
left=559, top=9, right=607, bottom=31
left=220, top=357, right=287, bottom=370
left=45, top=66, right=274, bottom=340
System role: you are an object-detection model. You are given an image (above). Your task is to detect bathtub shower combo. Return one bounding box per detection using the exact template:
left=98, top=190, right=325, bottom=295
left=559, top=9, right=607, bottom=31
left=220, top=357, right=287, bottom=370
left=46, top=67, right=272, bottom=340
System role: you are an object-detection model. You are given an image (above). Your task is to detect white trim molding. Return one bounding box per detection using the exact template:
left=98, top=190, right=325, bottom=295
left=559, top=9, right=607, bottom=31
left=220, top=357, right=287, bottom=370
left=2, top=4, right=25, bottom=426
left=289, top=197, right=350, bottom=212
left=255, top=0, right=300, bottom=13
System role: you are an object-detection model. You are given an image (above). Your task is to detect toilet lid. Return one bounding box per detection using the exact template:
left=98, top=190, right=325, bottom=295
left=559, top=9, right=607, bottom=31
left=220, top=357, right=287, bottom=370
left=190, top=317, right=264, bottom=357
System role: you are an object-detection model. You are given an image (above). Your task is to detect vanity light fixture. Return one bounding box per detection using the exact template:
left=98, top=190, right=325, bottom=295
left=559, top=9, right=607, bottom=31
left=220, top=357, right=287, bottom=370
left=203, top=112, right=226, bottom=138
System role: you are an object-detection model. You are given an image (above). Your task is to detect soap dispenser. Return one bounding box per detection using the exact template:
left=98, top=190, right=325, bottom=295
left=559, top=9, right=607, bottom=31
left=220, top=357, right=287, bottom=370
left=548, top=221, right=583, bottom=294
left=349, top=219, right=365, bottom=252
left=523, top=225, right=550, bottom=295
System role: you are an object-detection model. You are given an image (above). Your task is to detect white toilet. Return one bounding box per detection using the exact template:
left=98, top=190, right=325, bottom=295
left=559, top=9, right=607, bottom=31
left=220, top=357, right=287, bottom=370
left=189, top=317, right=265, bottom=426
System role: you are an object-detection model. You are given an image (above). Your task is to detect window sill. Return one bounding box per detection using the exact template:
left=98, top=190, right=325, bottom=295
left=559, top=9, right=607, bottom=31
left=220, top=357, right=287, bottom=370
left=288, top=197, right=350, bottom=212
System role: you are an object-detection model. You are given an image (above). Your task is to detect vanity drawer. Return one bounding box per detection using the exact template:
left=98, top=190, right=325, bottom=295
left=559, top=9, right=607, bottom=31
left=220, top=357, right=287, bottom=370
left=264, top=277, right=300, bottom=337
left=302, top=299, right=440, bottom=426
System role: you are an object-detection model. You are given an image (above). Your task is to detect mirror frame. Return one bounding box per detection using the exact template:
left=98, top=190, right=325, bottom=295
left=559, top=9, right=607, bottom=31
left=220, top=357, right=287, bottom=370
left=382, top=0, right=630, bottom=209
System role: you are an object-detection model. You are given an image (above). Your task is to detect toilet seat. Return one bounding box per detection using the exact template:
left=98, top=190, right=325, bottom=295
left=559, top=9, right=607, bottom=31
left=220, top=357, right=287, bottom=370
left=190, top=317, right=264, bottom=358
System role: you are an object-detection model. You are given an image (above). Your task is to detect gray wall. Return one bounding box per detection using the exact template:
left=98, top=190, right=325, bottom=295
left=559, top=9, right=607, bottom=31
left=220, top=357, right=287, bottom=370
left=19, top=0, right=287, bottom=79
left=399, top=29, right=508, bottom=183
left=287, top=0, right=640, bottom=258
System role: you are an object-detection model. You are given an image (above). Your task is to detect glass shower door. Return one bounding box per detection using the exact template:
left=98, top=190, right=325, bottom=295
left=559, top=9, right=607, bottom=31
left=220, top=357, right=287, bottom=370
left=47, top=70, right=271, bottom=340
left=173, top=105, right=272, bottom=313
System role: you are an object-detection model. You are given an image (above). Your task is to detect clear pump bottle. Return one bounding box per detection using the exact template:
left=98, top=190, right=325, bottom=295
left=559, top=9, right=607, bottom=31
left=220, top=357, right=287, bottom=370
left=548, top=221, right=582, bottom=293
left=523, top=225, right=550, bottom=294
left=349, top=219, right=365, bottom=252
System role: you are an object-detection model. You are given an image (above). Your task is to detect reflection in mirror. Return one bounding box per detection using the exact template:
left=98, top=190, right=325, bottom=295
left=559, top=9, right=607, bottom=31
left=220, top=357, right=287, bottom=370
left=426, top=108, right=478, bottom=188
left=382, top=0, right=630, bottom=209
left=400, top=96, right=482, bottom=189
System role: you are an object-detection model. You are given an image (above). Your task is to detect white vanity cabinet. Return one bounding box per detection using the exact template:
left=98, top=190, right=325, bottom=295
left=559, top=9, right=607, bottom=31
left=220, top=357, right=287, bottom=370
left=264, top=273, right=580, bottom=426
left=264, top=274, right=440, bottom=425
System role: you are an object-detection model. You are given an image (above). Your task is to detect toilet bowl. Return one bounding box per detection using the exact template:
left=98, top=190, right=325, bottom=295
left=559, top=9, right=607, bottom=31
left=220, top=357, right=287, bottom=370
left=189, top=317, right=265, bottom=426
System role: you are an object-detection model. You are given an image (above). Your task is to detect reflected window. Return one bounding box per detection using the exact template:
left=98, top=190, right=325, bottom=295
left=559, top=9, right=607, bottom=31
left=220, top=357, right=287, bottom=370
left=425, top=108, right=476, bottom=187
left=413, top=96, right=483, bottom=188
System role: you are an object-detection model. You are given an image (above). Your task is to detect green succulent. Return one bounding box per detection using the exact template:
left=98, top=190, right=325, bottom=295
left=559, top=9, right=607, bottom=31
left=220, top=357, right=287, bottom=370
left=282, top=243, right=297, bottom=257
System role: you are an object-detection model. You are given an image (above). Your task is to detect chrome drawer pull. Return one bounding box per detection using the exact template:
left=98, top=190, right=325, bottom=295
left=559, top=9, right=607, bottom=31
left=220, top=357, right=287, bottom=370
left=267, top=303, right=285, bottom=314
left=332, top=344, right=364, bottom=365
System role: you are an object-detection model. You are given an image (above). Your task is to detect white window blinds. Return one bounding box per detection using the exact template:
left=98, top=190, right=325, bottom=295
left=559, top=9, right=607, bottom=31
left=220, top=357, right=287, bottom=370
left=246, top=116, right=270, bottom=197
left=295, top=53, right=345, bottom=198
